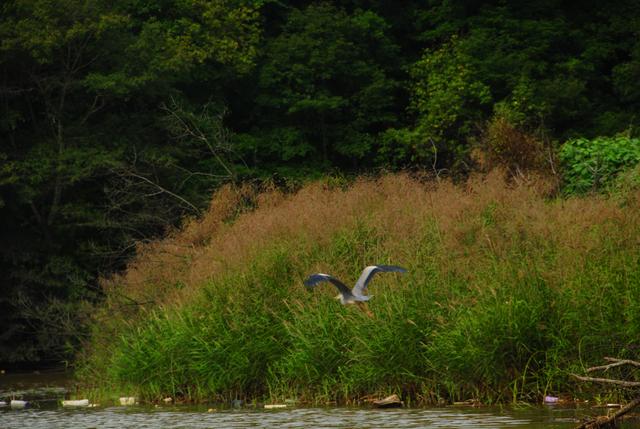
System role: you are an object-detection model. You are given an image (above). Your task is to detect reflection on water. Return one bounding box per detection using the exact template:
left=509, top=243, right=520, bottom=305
left=0, top=370, right=634, bottom=429
left=0, top=369, right=70, bottom=403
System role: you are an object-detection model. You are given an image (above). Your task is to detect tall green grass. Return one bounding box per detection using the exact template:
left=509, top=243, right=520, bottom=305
left=78, top=172, right=640, bottom=404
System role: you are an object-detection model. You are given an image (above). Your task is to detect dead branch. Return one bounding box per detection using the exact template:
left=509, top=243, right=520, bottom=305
left=161, top=97, right=239, bottom=179
left=119, top=169, right=200, bottom=214
left=428, top=138, right=448, bottom=179
left=604, top=357, right=640, bottom=366
left=574, top=396, right=640, bottom=429
left=573, top=356, right=640, bottom=428
left=571, top=374, right=640, bottom=388
left=587, top=358, right=640, bottom=373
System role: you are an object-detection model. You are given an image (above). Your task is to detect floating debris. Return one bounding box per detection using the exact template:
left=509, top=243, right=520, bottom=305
left=372, top=394, right=404, bottom=408
left=453, top=399, right=480, bottom=406
left=10, top=400, right=28, bottom=409
left=573, top=356, right=640, bottom=429
left=163, top=397, right=173, bottom=403
left=62, top=399, right=90, bottom=407
left=0, top=401, right=7, bottom=407
left=543, top=396, right=559, bottom=404
left=119, top=397, right=137, bottom=406
left=264, top=404, right=287, bottom=409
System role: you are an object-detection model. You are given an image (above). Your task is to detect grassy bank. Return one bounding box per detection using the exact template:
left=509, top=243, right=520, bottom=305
left=77, top=171, right=640, bottom=404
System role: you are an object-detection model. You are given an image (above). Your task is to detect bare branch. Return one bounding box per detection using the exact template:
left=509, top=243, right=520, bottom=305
left=428, top=138, right=447, bottom=179
left=587, top=357, right=640, bottom=373
left=574, top=396, right=640, bottom=429
left=547, top=146, right=558, bottom=177
left=604, top=356, right=640, bottom=366
left=79, top=95, right=105, bottom=125
left=161, top=97, right=238, bottom=179
left=571, top=374, right=640, bottom=388
left=120, top=169, right=201, bottom=214
left=0, top=86, right=35, bottom=96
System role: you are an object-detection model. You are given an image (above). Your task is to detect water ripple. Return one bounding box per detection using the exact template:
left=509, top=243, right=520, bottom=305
left=0, top=406, right=580, bottom=429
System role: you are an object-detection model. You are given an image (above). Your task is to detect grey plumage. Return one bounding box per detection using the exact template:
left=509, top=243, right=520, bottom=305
left=304, top=265, right=407, bottom=305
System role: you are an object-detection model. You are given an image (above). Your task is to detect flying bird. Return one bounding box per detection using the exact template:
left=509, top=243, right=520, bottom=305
left=303, top=265, right=407, bottom=305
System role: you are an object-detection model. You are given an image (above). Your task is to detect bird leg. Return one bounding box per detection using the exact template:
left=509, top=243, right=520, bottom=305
left=356, top=302, right=374, bottom=318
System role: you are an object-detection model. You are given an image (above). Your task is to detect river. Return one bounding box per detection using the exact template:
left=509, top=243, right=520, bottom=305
left=1, top=369, right=637, bottom=428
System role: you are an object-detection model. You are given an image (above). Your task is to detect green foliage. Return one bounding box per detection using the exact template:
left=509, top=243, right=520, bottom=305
left=381, top=36, right=491, bottom=167
left=2, top=0, right=640, bottom=365
left=559, top=136, right=640, bottom=194
left=0, top=0, right=261, bottom=363
left=79, top=176, right=640, bottom=404
left=245, top=3, right=400, bottom=170
left=608, top=164, right=640, bottom=203
left=387, top=0, right=640, bottom=169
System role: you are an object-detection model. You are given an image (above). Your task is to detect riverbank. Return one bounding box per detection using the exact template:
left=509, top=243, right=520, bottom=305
left=77, top=171, right=640, bottom=405
left=4, top=368, right=640, bottom=429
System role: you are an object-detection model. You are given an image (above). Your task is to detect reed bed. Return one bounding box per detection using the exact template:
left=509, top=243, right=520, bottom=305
left=78, top=171, right=640, bottom=404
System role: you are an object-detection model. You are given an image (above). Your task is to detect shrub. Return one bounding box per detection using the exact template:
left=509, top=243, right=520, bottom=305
left=380, top=36, right=492, bottom=169
left=480, top=106, right=554, bottom=178
left=560, top=136, right=640, bottom=194
left=79, top=172, right=640, bottom=404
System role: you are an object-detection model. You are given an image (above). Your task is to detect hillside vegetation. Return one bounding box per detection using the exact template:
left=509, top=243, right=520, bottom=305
left=3, top=0, right=640, bottom=363
left=79, top=172, right=640, bottom=404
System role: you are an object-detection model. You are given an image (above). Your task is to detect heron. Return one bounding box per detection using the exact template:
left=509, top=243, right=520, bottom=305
left=303, top=265, right=407, bottom=305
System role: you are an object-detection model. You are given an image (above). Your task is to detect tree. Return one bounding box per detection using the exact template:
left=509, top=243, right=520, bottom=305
left=238, top=2, right=400, bottom=174
left=383, top=0, right=640, bottom=171
left=0, top=0, right=260, bottom=363
left=417, top=0, right=640, bottom=138
left=381, top=36, right=491, bottom=168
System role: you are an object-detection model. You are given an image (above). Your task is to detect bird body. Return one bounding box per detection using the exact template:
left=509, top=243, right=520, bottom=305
left=304, top=265, right=407, bottom=305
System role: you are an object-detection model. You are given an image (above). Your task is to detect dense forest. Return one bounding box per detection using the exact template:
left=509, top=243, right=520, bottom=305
left=1, top=0, right=639, bottom=365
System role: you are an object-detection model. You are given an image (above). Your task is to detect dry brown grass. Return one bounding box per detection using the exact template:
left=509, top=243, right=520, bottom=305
left=85, top=170, right=640, bottom=404
left=100, top=184, right=249, bottom=306
left=100, top=170, right=639, bottom=315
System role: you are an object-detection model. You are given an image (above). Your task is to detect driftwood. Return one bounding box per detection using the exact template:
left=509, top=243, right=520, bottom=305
left=571, top=375, right=640, bottom=388
left=587, top=357, right=640, bottom=373
left=572, top=357, right=640, bottom=429
left=574, top=397, right=640, bottom=429
left=372, top=394, right=404, bottom=408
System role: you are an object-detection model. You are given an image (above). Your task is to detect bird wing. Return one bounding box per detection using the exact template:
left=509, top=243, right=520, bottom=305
left=304, top=273, right=352, bottom=297
left=352, top=265, right=407, bottom=296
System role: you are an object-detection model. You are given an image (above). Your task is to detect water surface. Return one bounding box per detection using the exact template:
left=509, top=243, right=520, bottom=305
left=2, top=405, right=586, bottom=429
left=1, top=370, right=634, bottom=428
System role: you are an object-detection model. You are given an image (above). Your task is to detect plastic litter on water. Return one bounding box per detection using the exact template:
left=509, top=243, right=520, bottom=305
left=10, top=400, right=28, bottom=409
left=119, top=397, right=137, bottom=406
left=62, top=399, right=90, bottom=407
